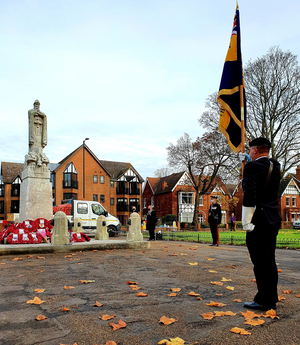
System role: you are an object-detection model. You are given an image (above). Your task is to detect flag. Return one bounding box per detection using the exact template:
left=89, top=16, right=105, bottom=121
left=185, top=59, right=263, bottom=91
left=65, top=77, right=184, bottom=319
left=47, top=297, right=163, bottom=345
left=217, top=4, right=246, bottom=153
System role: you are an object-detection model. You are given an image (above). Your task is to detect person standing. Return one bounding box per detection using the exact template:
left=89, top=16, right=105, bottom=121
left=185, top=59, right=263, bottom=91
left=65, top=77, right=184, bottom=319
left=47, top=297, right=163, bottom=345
left=146, top=205, right=156, bottom=241
left=208, top=196, right=221, bottom=246
left=229, top=212, right=236, bottom=231
left=241, top=137, right=282, bottom=311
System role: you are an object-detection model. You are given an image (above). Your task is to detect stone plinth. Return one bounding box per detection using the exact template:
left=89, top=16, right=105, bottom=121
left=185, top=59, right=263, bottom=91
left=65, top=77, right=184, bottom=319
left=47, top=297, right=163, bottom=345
left=51, top=211, right=69, bottom=245
left=127, top=212, right=143, bottom=242
left=95, top=215, right=108, bottom=240
left=19, top=164, right=53, bottom=222
left=73, top=217, right=83, bottom=233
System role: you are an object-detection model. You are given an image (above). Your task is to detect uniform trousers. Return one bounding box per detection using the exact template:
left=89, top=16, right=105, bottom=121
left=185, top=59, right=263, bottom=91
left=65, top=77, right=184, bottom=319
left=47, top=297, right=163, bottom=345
left=246, top=219, right=279, bottom=307
left=210, top=222, right=219, bottom=245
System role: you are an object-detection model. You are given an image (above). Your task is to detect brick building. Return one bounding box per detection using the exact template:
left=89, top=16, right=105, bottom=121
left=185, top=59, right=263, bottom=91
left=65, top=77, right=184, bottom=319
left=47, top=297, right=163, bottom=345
left=0, top=144, right=143, bottom=224
left=142, top=172, right=232, bottom=224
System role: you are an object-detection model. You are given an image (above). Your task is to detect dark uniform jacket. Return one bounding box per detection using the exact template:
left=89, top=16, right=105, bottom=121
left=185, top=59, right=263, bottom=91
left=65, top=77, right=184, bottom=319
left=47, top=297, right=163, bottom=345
left=242, top=157, right=282, bottom=225
left=146, top=210, right=157, bottom=230
left=208, top=203, right=221, bottom=224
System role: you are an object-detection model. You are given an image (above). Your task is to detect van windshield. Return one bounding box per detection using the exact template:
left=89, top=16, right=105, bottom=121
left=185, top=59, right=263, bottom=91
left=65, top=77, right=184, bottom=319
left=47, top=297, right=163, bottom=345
left=92, top=204, right=105, bottom=216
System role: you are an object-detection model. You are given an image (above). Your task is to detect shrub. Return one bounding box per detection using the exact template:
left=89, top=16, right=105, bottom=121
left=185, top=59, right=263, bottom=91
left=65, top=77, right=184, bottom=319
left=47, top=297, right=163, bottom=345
left=162, top=214, right=177, bottom=225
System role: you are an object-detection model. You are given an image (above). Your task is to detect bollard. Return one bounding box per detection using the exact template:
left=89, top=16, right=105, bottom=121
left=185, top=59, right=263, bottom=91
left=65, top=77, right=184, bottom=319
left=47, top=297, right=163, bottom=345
left=95, top=215, right=109, bottom=240
left=73, top=217, right=82, bottom=233
left=51, top=211, right=69, bottom=245
left=127, top=212, right=143, bottom=242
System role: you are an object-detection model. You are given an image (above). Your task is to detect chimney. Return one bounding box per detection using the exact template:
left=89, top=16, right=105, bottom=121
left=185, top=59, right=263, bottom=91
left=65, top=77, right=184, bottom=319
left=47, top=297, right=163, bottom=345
left=296, top=166, right=300, bottom=181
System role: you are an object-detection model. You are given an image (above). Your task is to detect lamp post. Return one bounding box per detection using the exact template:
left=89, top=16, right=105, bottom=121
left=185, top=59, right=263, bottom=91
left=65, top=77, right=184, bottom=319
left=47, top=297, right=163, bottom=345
left=83, top=138, right=89, bottom=199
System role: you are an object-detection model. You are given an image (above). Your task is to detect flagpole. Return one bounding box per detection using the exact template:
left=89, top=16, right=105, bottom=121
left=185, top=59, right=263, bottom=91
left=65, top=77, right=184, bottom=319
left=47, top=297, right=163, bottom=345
left=240, top=85, right=245, bottom=176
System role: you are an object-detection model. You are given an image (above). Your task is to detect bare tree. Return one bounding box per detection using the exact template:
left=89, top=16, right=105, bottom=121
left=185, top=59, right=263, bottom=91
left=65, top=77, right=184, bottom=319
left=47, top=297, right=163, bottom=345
left=199, top=47, right=300, bottom=177
left=153, top=167, right=175, bottom=177
left=167, top=131, right=239, bottom=226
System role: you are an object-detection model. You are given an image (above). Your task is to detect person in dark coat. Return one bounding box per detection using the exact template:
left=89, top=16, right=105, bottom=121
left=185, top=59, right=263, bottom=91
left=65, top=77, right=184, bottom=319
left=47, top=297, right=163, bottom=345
left=146, top=205, right=156, bottom=241
left=241, top=137, right=282, bottom=311
left=208, top=196, right=221, bottom=246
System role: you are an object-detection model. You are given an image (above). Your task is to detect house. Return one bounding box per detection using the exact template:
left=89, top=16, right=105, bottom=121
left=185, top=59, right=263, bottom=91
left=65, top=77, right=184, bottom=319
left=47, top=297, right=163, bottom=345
left=142, top=172, right=232, bottom=224
left=0, top=144, right=143, bottom=224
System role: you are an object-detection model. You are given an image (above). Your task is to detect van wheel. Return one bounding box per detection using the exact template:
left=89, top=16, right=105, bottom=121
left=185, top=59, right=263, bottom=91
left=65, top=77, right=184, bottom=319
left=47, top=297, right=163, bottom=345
left=107, top=225, right=117, bottom=237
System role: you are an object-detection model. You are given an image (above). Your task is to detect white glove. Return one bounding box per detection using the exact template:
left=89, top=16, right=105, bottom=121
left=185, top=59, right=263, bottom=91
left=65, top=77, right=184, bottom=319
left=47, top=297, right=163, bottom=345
left=238, top=152, right=252, bottom=163
left=242, top=206, right=255, bottom=232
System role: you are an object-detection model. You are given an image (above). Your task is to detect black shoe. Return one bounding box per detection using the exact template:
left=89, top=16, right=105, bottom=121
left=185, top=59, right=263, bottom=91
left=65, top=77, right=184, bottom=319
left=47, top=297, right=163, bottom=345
left=244, top=301, right=276, bottom=311
left=209, top=244, right=215, bottom=246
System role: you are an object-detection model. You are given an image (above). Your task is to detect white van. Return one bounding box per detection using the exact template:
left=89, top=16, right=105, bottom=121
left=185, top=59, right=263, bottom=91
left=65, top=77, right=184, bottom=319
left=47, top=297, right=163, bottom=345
left=70, top=200, right=121, bottom=236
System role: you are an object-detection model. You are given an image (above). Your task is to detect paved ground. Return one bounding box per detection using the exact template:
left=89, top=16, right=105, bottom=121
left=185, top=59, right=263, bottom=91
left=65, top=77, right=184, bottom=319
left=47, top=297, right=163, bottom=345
left=0, top=238, right=299, bottom=345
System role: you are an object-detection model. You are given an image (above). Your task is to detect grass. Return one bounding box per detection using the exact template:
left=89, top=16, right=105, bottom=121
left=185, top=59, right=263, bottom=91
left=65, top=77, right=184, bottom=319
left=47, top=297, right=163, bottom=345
left=148, top=229, right=300, bottom=249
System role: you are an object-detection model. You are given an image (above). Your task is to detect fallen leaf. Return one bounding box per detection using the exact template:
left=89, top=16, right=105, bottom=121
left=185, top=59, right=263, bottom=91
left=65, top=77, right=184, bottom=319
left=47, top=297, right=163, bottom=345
left=263, top=309, right=279, bottom=319
left=221, top=277, right=232, bottom=282
left=65, top=255, right=72, bottom=258
left=197, top=297, right=203, bottom=300
left=126, top=281, right=138, bottom=285
left=105, top=341, right=117, bottom=345
left=136, top=292, right=148, bottom=297
left=18, top=275, right=24, bottom=277
left=278, top=294, right=285, bottom=301
left=92, top=250, right=97, bottom=252
left=34, top=289, right=45, bottom=293
left=130, top=286, right=141, bottom=291
left=100, top=314, right=116, bottom=320
left=0, top=263, right=6, bottom=265
left=62, top=308, right=70, bottom=312
left=35, top=314, right=47, bottom=321
left=240, top=310, right=262, bottom=319
left=110, top=318, right=126, bottom=331
left=296, top=295, right=300, bottom=298
left=170, top=288, right=181, bottom=292
left=206, top=301, right=226, bottom=307
left=26, top=297, right=45, bottom=305
left=214, top=311, right=226, bottom=317
left=230, top=327, right=251, bottom=335
left=79, top=280, right=95, bottom=284
left=64, top=286, right=75, bottom=290
left=158, top=339, right=172, bottom=345
left=163, top=250, right=168, bottom=252
left=167, top=293, right=177, bottom=297
left=283, top=290, right=292, bottom=294
left=105, top=250, right=110, bottom=252
left=233, top=299, right=242, bottom=302
left=226, top=286, right=235, bottom=290
left=201, top=312, right=214, bottom=320
left=252, top=278, right=256, bottom=282
left=188, top=262, right=198, bottom=265
left=211, top=281, right=223, bottom=286
left=205, top=257, right=216, bottom=261
left=244, top=318, right=265, bottom=326
left=169, top=338, right=185, bottom=345
left=93, top=301, right=102, bottom=307
left=216, top=294, right=223, bottom=296
left=209, top=270, right=217, bottom=273
left=27, top=255, right=33, bottom=258
left=13, top=258, right=23, bottom=261
left=229, top=265, right=237, bottom=268
left=77, top=263, right=82, bottom=265
left=159, top=316, right=178, bottom=325
left=188, top=291, right=200, bottom=296
left=172, top=253, right=178, bottom=256
left=224, top=311, right=237, bottom=316
left=36, top=256, right=45, bottom=260
left=40, top=270, right=43, bottom=272
left=180, top=253, right=187, bottom=256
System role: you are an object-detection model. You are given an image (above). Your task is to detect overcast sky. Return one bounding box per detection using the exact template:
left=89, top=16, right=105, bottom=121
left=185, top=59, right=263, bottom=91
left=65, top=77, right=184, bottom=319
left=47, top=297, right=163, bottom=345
left=1, top=0, right=300, bottom=179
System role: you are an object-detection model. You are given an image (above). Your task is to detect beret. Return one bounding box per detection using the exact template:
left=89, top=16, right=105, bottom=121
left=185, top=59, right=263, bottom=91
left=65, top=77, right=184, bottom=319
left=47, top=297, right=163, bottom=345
left=249, top=137, right=271, bottom=148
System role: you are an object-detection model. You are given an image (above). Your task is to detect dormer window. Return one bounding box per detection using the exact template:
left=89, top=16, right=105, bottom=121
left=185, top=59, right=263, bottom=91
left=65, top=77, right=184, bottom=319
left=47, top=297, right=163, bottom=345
left=63, top=162, right=78, bottom=189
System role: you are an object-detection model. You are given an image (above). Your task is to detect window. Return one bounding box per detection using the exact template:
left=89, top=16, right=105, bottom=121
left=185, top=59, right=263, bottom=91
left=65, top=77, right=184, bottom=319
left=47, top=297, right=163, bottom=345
left=63, top=193, right=77, bottom=201
left=129, top=198, right=140, bottom=212
left=292, top=197, right=296, bottom=207
left=11, top=177, right=21, bottom=197
left=0, top=201, right=4, bottom=214
left=93, top=175, right=98, bottom=183
left=199, top=195, right=204, bottom=206
left=117, top=198, right=128, bottom=212
left=100, top=195, right=105, bottom=203
left=110, top=181, right=114, bottom=187
left=93, top=194, right=98, bottom=201
left=292, top=213, right=296, bottom=222
left=63, top=162, right=78, bottom=189
left=198, top=213, right=204, bottom=223
left=286, top=196, right=290, bottom=207
left=100, top=176, right=105, bottom=184
left=0, top=182, right=4, bottom=197
left=129, top=182, right=140, bottom=195
left=110, top=198, right=114, bottom=205
left=11, top=200, right=19, bottom=213
left=91, top=203, right=106, bottom=216
left=178, top=192, right=195, bottom=204
left=143, top=198, right=146, bottom=209
left=116, top=181, right=127, bottom=194
left=180, top=212, right=193, bottom=222
left=77, top=202, right=88, bottom=214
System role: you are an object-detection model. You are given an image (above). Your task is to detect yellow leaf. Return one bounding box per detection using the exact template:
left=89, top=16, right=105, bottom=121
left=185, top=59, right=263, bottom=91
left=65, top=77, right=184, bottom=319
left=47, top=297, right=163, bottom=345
left=0, top=263, right=6, bottom=265
left=209, top=270, right=217, bottom=273
left=136, top=292, right=148, bottom=297
left=157, top=340, right=172, bottom=345
left=167, top=293, right=177, bottom=297
left=226, top=286, right=235, bottom=290
left=230, top=327, right=251, bottom=335
left=278, top=294, right=285, bottom=301
left=79, top=280, right=95, bottom=284
left=26, top=297, right=45, bottom=305
left=62, top=308, right=70, bottom=312
left=205, top=257, right=216, bottom=261
left=188, top=291, right=200, bottom=296
left=64, top=286, right=74, bottom=290
left=170, top=288, right=181, bottom=292
left=224, top=311, right=237, bottom=316
left=206, top=301, right=226, bottom=307
left=240, top=310, right=262, bottom=319
left=169, top=337, right=185, bottom=345
left=34, top=289, right=45, bottom=293
left=100, top=314, right=116, bottom=320
left=188, top=262, right=198, bottom=265
left=221, top=277, right=232, bottom=282
left=201, top=312, right=214, bottom=320
left=197, top=296, right=203, bottom=300
left=93, top=301, right=102, bottom=307
left=36, top=256, right=45, bottom=259
left=263, top=309, right=279, bottom=319
left=244, top=318, right=265, bottom=326
left=13, top=258, right=23, bottom=261
left=216, top=294, right=223, bottom=296
left=211, top=281, right=223, bottom=286
left=110, top=318, right=126, bottom=331
left=35, top=314, right=47, bottom=321
left=233, top=299, right=242, bottom=302
left=105, top=341, right=117, bottom=345
left=159, top=316, right=178, bottom=325
left=126, top=281, right=138, bottom=285
left=283, top=290, right=292, bottom=294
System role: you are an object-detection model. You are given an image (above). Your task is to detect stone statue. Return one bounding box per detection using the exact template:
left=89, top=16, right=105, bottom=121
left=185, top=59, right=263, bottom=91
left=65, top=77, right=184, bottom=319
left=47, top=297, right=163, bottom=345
left=25, top=100, right=49, bottom=167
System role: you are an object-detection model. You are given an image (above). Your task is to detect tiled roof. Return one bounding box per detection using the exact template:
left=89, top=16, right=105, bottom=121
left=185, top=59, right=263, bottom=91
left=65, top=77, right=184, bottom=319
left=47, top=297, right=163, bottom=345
left=1, top=162, right=24, bottom=183
left=147, top=177, right=160, bottom=193
left=99, top=160, right=144, bottom=182
left=154, top=172, right=186, bottom=194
